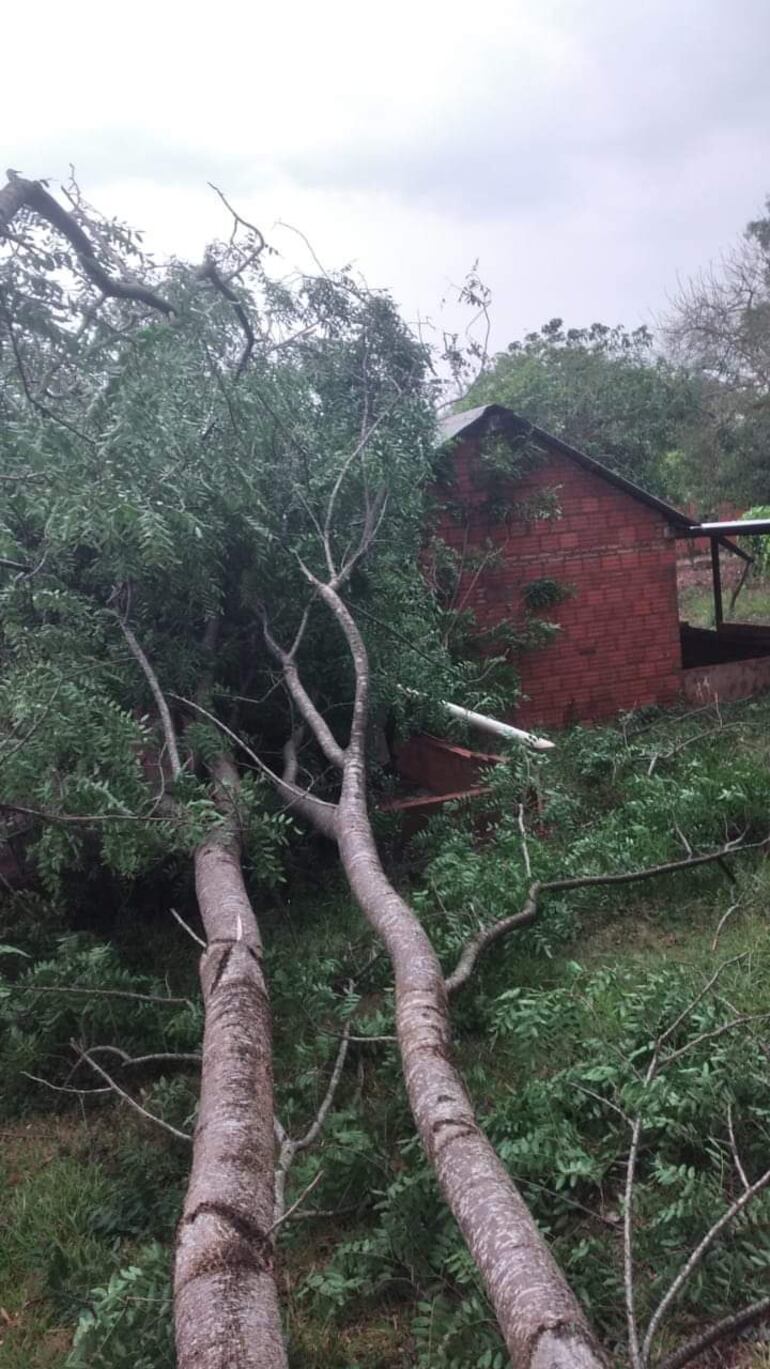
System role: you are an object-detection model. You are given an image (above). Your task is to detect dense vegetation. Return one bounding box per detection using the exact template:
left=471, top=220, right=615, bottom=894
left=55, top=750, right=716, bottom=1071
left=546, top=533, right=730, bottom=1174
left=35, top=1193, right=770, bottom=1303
left=3, top=697, right=770, bottom=1366
left=3, top=174, right=770, bottom=1367
left=464, top=321, right=699, bottom=499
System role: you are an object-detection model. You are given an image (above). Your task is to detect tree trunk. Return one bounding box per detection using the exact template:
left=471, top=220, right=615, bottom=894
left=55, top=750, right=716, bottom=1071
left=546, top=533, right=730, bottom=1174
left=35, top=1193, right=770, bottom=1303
left=271, top=578, right=607, bottom=1367
left=335, top=756, right=605, bottom=1369
left=174, top=759, right=287, bottom=1369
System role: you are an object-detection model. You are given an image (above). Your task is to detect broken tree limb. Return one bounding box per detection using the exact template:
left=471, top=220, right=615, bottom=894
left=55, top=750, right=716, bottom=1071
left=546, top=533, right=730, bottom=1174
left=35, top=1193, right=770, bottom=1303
left=440, top=699, right=556, bottom=750
left=399, top=686, right=555, bottom=750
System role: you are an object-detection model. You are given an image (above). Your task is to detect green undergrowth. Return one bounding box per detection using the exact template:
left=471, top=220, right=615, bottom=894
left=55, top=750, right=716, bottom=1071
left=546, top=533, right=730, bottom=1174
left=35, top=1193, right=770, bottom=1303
left=3, top=695, right=770, bottom=1366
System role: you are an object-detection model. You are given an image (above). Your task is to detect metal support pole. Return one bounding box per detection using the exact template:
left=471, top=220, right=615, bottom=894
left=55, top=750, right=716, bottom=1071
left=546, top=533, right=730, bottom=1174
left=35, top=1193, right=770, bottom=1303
left=711, top=537, right=723, bottom=628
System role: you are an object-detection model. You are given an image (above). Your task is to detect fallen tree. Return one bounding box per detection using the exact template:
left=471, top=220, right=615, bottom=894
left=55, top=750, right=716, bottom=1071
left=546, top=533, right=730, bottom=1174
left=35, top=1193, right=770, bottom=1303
left=2, top=171, right=770, bottom=1368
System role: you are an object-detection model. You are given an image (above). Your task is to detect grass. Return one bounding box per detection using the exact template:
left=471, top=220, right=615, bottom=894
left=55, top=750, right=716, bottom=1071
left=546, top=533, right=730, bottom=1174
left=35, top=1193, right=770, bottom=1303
left=0, top=1119, right=119, bottom=1367
left=679, top=575, right=770, bottom=627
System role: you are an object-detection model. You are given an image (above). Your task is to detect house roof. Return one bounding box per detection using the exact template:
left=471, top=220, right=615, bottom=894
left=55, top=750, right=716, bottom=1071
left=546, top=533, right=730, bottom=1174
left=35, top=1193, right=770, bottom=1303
left=437, top=403, right=695, bottom=530
left=437, top=404, right=753, bottom=562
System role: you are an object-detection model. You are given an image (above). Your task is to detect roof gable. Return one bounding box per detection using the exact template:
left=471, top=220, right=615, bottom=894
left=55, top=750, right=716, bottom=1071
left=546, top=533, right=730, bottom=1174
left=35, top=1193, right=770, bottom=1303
left=436, top=403, right=693, bottom=531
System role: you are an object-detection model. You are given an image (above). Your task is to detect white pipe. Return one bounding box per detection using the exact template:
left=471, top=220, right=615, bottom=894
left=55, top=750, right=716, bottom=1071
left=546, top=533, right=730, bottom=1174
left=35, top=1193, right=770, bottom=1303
left=439, top=700, right=555, bottom=751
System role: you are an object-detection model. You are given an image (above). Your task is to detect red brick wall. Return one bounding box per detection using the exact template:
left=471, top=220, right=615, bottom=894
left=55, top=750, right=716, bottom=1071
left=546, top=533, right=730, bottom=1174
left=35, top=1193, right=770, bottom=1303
left=432, top=438, right=682, bottom=728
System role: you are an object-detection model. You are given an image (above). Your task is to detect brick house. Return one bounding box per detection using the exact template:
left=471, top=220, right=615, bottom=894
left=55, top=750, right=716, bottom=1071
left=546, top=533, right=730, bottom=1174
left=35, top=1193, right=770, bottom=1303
left=432, top=404, right=770, bottom=731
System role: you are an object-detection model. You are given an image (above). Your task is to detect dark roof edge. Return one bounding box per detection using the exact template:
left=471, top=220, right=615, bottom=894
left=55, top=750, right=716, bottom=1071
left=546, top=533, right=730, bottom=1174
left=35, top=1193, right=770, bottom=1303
left=437, top=403, right=694, bottom=530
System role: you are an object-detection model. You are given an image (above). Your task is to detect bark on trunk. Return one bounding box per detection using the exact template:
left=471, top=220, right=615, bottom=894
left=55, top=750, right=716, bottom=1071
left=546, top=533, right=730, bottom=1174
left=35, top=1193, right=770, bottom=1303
left=309, top=583, right=604, bottom=1367
left=336, top=770, right=604, bottom=1367
left=174, top=759, right=287, bottom=1369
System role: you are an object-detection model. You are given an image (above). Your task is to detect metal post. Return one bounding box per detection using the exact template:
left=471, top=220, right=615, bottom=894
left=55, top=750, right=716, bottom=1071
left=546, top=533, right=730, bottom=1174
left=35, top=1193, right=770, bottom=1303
left=711, top=537, right=723, bottom=628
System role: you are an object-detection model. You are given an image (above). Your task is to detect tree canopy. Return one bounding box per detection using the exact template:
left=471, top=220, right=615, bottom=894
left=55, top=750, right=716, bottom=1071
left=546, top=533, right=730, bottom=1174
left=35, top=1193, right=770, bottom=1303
left=463, top=319, right=699, bottom=497
left=666, top=198, right=770, bottom=508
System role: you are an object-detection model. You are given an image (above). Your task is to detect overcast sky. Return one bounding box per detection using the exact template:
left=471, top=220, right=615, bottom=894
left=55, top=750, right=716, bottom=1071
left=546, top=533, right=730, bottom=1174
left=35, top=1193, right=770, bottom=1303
left=3, top=0, right=769, bottom=354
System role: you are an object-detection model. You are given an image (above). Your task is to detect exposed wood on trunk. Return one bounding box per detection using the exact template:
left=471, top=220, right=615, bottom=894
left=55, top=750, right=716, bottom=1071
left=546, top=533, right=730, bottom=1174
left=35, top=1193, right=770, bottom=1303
left=174, top=758, right=287, bottom=1369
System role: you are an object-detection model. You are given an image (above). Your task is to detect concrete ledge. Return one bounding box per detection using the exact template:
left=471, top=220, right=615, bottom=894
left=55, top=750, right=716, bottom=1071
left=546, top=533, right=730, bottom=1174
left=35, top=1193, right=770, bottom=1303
left=682, top=655, right=770, bottom=705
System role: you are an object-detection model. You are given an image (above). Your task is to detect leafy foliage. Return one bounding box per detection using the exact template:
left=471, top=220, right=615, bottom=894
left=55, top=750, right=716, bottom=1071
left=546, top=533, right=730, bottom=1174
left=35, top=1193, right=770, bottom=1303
left=465, top=319, right=698, bottom=495
left=67, top=1243, right=173, bottom=1369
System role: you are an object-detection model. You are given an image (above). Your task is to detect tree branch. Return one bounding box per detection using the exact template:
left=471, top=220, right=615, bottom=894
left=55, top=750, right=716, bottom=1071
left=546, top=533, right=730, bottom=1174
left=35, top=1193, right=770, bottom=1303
left=656, top=1295, right=770, bottom=1369
left=0, top=173, right=173, bottom=315
left=262, top=615, right=346, bottom=769
left=197, top=253, right=256, bottom=380
left=117, top=616, right=183, bottom=779
left=72, top=1042, right=192, bottom=1142
left=170, top=695, right=339, bottom=840
left=274, top=1021, right=351, bottom=1223
left=444, top=839, right=763, bottom=995
left=6, top=983, right=191, bottom=1007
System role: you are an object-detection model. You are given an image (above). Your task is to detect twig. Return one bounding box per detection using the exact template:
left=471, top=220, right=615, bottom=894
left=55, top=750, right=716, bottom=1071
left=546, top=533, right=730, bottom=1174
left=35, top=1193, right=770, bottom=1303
left=266, top=1169, right=324, bottom=1236
left=5, top=983, right=191, bottom=1007
left=283, top=1200, right=364, bottom=1221
left=296, top=1022, right=351, bottom=1152
left=712, top=898, right=743, bottom=952
left=624, top=1064, right=656, bottom=1369
left=647, top=723, right=739, bottom=777
left=71, top=1043, right=191, bottom=1143
left=317, top=1027, right=396, bottom=1044
left=626, top=961, right=757, bottom=1365
left=726, top=1100, right=750, bottom=1193
left=207, top=183, right=265, bottom=281
left=274, top=1022, right=351, bottom=1221
left=658, top=1013, right=770, bottom=1070
left=86, top=1045, right=202, bottom=1068
left=0, top=799, right=183, bottom=826
left=656, top=1294, right=770, bottom=1369
left=170, top=906, right=206, bottom=949
left=642, top=1123, right=770, bottom=1359
left=169, top=694, right=339, bottom=839
left=22, top=1072, right=111, bottom=1097
left=517, top=802, right=532, bottom=879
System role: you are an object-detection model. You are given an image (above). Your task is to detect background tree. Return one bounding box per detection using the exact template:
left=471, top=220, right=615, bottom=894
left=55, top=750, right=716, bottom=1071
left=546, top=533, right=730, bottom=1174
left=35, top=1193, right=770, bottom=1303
left=465, top=319, right=699, bottom=497
left=666, top=196, right=770, bottom=509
